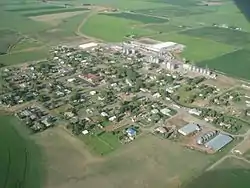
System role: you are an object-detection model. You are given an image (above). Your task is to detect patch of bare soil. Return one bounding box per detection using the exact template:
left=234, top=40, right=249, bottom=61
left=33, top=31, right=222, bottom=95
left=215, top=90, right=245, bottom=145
left=199, top=1, right=223, bottom=6
left=29, top=11, right=87, bottom=26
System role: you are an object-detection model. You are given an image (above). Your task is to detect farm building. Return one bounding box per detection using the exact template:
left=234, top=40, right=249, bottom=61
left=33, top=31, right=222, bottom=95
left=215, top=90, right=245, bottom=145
left=204, top=133, right=233, bottom=152
left=79, top=42, right=99, bottom=50
left=178, top=123, right=201, bottom=136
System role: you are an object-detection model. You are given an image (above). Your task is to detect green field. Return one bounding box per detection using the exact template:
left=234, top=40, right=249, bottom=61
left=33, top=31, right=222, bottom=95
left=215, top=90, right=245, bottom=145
left=184, top=157, right=250, bottom=188
left=198, top=49, right=250, bottom=80
left=10, top=38, right=42, bottom=52
left=80, top=132, right=121, bottom=155
left=6, top=5, right=64, bottom=12
left=22, top=7, right=89, bottom=17
left=0, top=115, right=44, bottom=188
left=180, top=27, right=250, bottom=46
left=82, top=14, right=155, bottom=42
left=0, top=29, right=22, bottom=55
left=0, top=48, right=49, bottom=66
left=153, top=33, right=235, bottom=61
left=102, top=12, right=168, bottom=23
left=143, top=23, right=183, bottom=33
left=135, top=6, right=211, bottom=18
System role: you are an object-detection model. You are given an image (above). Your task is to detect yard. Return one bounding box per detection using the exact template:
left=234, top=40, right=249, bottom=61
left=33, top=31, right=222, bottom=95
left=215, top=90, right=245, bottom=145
left=198, top=49, right=250, bottom=80
left=0, top=115, right=44, bottom=188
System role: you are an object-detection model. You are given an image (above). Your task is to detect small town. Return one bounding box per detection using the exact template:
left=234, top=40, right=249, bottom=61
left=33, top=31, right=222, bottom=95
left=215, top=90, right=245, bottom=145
left=1, top=38, right=250, bottom=156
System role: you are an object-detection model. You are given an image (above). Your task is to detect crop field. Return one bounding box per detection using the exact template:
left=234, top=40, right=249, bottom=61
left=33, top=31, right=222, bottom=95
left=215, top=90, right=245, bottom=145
left=145, top=0, right=201, bottom=7
left=0, top=115, right=43, bottom=188
left=198, top=49, right=250, bottom=80
left=180, top=27, right=250, bottom=46
left=143, top=23, right=183, bottom=33
left=184, top=157, right=250, bottom=188
left=101, top=12, right=168, bottom=24
left=6, top=5, right=64, bottom=12
left=0, top=48, right=49, bottom=66
left=10, top=38, right=42, bottom=52
left=22, top=7, right=89, bottom=17
left=82, top=14, right=156, bottom=42
left=0, top=29, right=22, bottom=55
left=135, top=6, right=211, bottom=18
left=153, top=33, right=235, bottom=62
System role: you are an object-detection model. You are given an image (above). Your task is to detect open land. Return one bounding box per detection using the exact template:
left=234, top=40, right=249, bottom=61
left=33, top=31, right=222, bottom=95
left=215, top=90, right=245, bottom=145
left=1, top=0, right=250, bottom=188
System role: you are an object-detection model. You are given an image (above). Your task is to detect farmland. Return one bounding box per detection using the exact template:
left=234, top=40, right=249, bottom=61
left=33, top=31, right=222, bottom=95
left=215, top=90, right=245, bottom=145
left=153, top=33, right=235, bottom=61
left=198, top=49, right=250, bottom=80
left=184, top=157, right=250, bottom=188
left=180, top=27, right=250, bottom=46
left=0, top=115, right=44, bottom=188
left=101, top=12, right=169, bottom=24
left=0, top=29, right=22, bottom=55
left=82, top=14, right=155, bottom=42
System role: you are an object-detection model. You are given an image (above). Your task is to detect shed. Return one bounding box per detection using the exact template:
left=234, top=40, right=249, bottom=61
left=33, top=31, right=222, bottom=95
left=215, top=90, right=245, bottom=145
left=178, top=123, right=201, bottom=136
left=126, top=128, right=137, bottom=137
left=205, top=133, right=233, bottom=152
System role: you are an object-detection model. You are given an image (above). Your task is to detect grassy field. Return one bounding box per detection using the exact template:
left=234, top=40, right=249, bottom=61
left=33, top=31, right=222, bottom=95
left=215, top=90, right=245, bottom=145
left=0, top=115, right=44, bottom=188
left=6, top=5, right=64, bottom=12
left=0, top=48, right=49, bottom=66
left=198, top=49, right=250, bottom=80
left=73, top=135, right=222, bottom=188
left=80, top=132, right=121, bottom=155
left=82, top=14, right=156, bottom=42
left=0, top=29, right=22, bottom=55
left=22, top=7, right=89, bottom=17
left=153, top=33, right=235, bottom=61
left=180, top=26, right=250, bottom=46
left=184, top=157, right=250, bottom=188
left=102, top=12, right=169, bottom=23
left=10, top=37, right=42, bottom=52
left=143, top=23, right=183, bottom=33
left=135, top=6, right=211, bottom=18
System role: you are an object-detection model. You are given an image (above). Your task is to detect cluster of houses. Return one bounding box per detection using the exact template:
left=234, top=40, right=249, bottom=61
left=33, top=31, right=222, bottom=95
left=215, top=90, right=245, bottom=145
left=16, top=106, right=57, bottom=133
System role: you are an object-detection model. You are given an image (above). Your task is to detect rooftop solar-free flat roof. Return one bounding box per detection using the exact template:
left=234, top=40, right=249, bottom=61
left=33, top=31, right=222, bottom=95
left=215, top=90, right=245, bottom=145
left=205, top=133, right=233, bottom=151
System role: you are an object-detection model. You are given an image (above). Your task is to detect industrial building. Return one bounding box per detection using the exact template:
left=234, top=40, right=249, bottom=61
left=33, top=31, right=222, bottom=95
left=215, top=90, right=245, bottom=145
left=196, top=130, right=219, bottom=145
left=79, top=42, right=99, bottom=50
left=204, top=133, right=233, bottom=152
left=178, top=123, right=201, bottom=136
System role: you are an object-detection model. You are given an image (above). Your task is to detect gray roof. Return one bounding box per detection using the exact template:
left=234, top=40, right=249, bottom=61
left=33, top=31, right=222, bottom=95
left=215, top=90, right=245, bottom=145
left=178, top=123, right=200, bottom=135
left=205, top=133, right=233, bottom=151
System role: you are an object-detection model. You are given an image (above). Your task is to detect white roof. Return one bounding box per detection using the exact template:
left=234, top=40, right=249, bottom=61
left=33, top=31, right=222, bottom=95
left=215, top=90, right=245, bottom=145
left=151, top=42, right=177, bottom=50
left=79, top=42, right=98, bottom=49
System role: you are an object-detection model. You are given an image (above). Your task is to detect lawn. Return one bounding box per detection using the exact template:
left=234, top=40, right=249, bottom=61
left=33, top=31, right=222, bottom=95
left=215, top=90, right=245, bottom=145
left=152, top=33, right=235, bottom=62
left=80, top=131, right=121, bottom=155
left=184, top=157, right=250, bottom=188
left=0, top=48, right=49, bottom=66
left=180, top=26, right=250, bottom=46
left=102, top=12, right=168, bottom=24
left=81, top=14, right=156, bottom=42
left=0, top=29, right=22, bottom=55
left=0, top=115, right=44, bottom=188
left=22, top=7, right=89, bottom=17
left=198, top=49, right=250, bottom=80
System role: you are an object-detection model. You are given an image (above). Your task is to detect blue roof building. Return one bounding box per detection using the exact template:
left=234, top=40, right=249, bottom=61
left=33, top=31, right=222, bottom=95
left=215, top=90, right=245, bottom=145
left=126, top=128, right=137, bottom=137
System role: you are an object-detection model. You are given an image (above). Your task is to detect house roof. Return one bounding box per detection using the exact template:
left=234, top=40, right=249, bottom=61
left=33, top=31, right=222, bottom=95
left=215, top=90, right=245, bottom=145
left=126, top=128, right=136, bottom=136
left=205, top=133, right=233, bottom=151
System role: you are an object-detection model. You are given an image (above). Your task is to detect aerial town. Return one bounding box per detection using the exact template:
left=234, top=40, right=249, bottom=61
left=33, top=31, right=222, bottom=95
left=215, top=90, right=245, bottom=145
left=1, top=38, right=250, bottom=155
